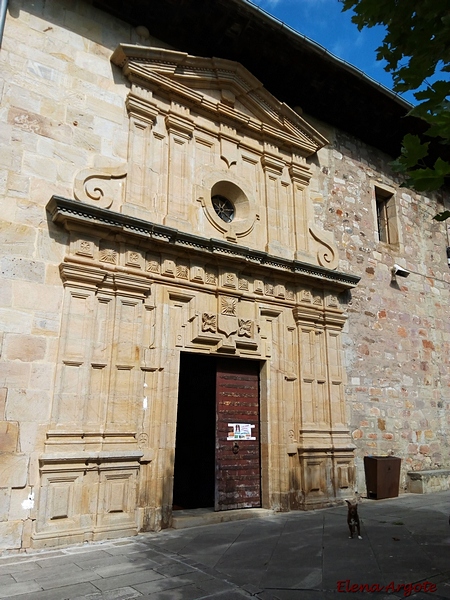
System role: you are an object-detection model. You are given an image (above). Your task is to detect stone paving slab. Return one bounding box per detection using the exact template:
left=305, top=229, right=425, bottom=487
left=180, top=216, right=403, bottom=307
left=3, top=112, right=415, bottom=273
left=0, top=491, right=449, bottom=599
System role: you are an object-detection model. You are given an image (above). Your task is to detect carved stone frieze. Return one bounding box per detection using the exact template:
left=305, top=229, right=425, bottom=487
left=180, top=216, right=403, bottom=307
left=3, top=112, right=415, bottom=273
left=75, top=239, right=94, bottom=258
left=275, top=284, right=285, bottom=298
left=176, top=264, right=189, bottom=279
left=205, top=271, right=217, bottom=285
left=300, top=289, right=313, bottom=303
left=190, top=266, right=204, bottom=283
left=146, top=254, right=160, bottom=273
left=126, top=250, right=143, bottom=268
left=99, top=248, right=117, bottom=264
left=313, top=295, right=323, bottom=306
left=286, top=289, right=295, bottom=301
left=254, top=280, right=264, bottom=295
left=47, top=198, right=360, bottom=290
left=238, top=277, right=249, bottom=291
left=162, top=259, right=176, bottom=277
left=223, top=272, right=237, bottom=289
left=326, top=294, right=340, bottom=308
left=264, top=282, right=274, bottom=296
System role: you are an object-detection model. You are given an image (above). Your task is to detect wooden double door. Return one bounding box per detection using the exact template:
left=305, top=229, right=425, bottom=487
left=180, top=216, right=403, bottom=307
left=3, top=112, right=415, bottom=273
left=173, top=353, right=261, bottom=511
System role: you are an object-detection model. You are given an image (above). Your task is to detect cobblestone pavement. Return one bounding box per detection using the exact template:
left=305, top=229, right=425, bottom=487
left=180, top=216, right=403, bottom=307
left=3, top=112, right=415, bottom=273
left=1, top=491, right=450, bottom=599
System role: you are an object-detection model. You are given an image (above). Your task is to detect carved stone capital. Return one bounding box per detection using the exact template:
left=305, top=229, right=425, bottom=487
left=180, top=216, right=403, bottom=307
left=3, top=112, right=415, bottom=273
left=165, top=114, right=194, bottom=138
left=261, top=154, right=285, bottom=176
left=59, top=263, right=106, bottom=289
left=126, top=94, right=158, bottom=124
left=289, top=162, right=312, bottom=188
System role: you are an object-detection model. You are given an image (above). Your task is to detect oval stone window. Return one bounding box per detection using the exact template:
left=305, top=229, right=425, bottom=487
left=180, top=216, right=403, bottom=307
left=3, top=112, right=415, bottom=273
left=211, top=194, right=235, bottom=223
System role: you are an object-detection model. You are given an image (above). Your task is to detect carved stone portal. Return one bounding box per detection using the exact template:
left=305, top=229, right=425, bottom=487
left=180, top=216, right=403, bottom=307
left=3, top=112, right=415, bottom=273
left=37, top=43, right=360, bottom=547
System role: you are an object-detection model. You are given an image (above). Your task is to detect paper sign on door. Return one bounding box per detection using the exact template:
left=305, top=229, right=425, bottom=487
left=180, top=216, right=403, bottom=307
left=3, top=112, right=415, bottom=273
left=227, top=423, right=256, bottom=440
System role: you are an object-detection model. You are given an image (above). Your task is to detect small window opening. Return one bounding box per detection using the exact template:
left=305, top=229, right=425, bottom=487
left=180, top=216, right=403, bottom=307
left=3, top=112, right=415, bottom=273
left=375, top=187, right=397, bottom=244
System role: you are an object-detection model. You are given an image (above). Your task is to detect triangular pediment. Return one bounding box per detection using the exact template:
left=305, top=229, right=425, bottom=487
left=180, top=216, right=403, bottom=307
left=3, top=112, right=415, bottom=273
left=111, top=45, right=328, bottom=156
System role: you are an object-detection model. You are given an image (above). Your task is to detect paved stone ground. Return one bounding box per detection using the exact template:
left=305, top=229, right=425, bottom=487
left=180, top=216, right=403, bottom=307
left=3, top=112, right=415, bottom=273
left=1, top=491, right=450, bottom=599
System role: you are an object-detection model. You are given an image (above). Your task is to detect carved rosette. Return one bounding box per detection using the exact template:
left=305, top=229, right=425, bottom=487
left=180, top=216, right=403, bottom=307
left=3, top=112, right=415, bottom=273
left=220, top=296, right=237, bottom=316
left=238, top=319, right=253, bottom=338
left=99, top=248, right=117, bottom=264
left=202, top=313, right=217, bottom=333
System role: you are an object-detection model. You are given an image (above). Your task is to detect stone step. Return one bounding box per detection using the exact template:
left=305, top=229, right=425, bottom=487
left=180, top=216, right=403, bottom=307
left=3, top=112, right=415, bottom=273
left=171, top=507, right=274, bottom=529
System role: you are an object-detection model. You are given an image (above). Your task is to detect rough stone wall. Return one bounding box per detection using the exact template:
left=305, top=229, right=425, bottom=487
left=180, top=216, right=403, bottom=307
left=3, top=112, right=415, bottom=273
left=307, top=121, right=450, bottom=492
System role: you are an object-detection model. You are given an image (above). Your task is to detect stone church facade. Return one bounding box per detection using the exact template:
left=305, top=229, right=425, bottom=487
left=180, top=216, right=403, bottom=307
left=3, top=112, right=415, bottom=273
left=1, top=0, right=449, bottom=551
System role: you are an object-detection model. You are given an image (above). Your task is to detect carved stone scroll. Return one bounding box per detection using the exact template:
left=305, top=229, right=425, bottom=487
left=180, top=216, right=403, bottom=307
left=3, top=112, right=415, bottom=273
left=74, top=163, right=127, bottom=209
left=309, top=224, right=339, bottom=270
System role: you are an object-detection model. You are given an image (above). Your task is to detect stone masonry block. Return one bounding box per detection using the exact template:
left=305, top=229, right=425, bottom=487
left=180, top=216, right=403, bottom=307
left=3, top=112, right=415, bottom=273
left=0, top=361, right=31, bottom=389
left=0, top=421, right=19, bottom=452
left=0, top=222, right=37, bottom=258
left=22, top=152, right=58, bottom=182
left=5, top=388, right=51, bottom=423
left=1, top=256, right=45, bottom=282
left=0, top=488, right=10, bottom=521
left=7, top=173, right=31, bottom=199
left=0, top=308, right=34, bottom=334
left=18, top=422, right=46, bottom=455
left=0, top=520, right=24, bottom=550
left=4, top=333, right=46, bottom=362
left=13, top=281, right=63, bottom=314
left=0, top=387, right=6, bottom=418
left=29, top=364, right=55, bottom=391
left=9, top=488, right=34, bottom=521
left=32, top=313, right=61, bottom=336
left=0, top=279, right=12, bottom=308
left=0, top=453, right=28, bottom=488
left=14, top=199, right=45, bottom=228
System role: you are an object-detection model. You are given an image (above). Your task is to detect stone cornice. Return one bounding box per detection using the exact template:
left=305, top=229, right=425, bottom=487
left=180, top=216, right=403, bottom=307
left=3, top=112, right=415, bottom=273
left=47, top=196, right=360, bottom=290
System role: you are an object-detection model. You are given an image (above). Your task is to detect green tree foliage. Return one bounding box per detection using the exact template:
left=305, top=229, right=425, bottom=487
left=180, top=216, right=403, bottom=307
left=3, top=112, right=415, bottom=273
left=340, top=0, right=450, bottom=218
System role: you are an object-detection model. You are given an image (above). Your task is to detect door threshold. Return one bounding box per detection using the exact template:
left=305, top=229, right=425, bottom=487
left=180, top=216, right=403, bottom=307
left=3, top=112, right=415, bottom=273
left=171, top=507, right=274, bottom=530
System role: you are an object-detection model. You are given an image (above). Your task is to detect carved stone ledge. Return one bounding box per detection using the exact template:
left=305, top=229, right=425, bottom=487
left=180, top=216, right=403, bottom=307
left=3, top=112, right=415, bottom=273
left=47, top=196, right=360, bottom=290
left=39, top=451, right=144, bottom=466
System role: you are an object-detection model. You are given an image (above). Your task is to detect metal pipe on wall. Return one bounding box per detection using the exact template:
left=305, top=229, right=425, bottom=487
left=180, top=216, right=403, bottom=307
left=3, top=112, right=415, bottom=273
left=0, top=0, right=9, bottom=48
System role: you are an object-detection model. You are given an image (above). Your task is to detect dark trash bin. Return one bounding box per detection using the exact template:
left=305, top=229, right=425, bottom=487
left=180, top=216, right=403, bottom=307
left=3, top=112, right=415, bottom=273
left=364, top=456, right=401, bottom=499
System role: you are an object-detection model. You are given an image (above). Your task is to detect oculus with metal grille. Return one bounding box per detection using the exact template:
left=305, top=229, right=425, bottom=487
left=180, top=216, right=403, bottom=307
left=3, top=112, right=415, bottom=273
left=212, top=194, right=235, bottom=223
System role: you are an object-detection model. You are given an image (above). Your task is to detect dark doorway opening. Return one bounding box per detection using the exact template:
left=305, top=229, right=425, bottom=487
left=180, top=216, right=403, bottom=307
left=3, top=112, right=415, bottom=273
left=173, top=352, right=262, bottom=511
left=173, top=352, right=217, bottom=509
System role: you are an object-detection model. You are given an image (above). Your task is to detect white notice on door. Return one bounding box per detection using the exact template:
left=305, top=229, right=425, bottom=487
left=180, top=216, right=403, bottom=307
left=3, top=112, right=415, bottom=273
left=227, top=423, right=256, bottom=440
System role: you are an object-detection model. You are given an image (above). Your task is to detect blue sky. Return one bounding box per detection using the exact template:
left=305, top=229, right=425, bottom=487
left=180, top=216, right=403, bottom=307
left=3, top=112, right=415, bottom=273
left=249, top=0, right=410, bottom=101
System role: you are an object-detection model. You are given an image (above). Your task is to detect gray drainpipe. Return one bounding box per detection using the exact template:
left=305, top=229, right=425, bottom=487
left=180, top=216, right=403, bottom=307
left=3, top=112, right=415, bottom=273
left=0, top=0, right=8, bottom=48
